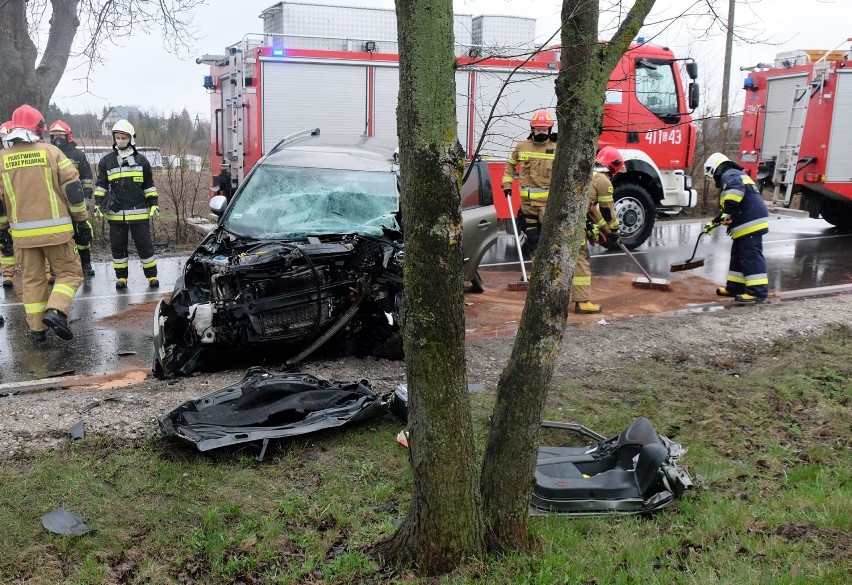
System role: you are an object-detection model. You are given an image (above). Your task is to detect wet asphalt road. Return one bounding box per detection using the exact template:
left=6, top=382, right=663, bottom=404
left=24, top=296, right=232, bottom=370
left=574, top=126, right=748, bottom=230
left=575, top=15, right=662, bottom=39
left=0, top=217, right=849, bottom=384
left=481, top=216, right=852, bottom=292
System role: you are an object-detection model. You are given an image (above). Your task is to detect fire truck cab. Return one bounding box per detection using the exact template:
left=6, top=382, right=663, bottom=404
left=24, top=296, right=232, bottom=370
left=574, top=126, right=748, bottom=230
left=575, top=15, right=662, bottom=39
left=200, top=2, right=699, bottom=249
left=739, top=41, right=852, bottom=229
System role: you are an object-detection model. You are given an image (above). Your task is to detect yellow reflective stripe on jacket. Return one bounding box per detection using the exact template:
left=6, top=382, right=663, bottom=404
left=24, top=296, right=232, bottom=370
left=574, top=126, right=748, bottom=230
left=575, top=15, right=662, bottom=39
left=595, top=218, right=606, bottom=228
left=44, top=167, right=60, bottom=218
left=731, top=219, right=769, bottom=239
left=572, top=276, right=591, bottom=286
left=94, top=187, right=107, bottom=196
left=721, top=192, right=744, bottom=205
left=68, top=202, right=87, bottom=214
left=10, top=223, right=74, bottom=238
left=518, top=152, right=555, bottom=161
left=2, top=172, right=18, bottom=222
left=57, top=157, right=73, bottom=170
left=107, top=170, right=144, bottom=181
left=24, top=301, right=48, bottom=314
left=0, top=256, right=15, bottom=266
left=52, top=283, right=77, bottom=300
left=521, top=188, right=549, bottom=199
left=0, top=215, right=6, bottom=225
left=144, top=187, right=158, bottom=198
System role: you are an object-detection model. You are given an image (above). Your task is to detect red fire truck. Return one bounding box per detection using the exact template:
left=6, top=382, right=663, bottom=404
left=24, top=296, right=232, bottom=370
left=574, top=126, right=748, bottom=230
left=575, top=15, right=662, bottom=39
left=199, top=3, right=699, bottom=248
left=739, top=42, right=852, bottom=229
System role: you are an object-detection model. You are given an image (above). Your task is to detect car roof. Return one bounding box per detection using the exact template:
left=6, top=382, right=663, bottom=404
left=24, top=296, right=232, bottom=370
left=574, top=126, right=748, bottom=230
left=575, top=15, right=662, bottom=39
left=261, top=132, right=398, bottom=172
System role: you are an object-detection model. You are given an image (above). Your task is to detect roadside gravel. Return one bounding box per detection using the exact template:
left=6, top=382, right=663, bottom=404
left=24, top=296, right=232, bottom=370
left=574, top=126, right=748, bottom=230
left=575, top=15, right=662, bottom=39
left=1, top=292, right=850, bottom=457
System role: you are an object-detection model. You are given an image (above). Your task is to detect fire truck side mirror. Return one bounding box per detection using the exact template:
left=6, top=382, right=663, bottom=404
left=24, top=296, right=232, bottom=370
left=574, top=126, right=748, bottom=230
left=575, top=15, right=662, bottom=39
left=688, top=82, right=700, bottom=111
left=685, top=61, right=698, bottom=80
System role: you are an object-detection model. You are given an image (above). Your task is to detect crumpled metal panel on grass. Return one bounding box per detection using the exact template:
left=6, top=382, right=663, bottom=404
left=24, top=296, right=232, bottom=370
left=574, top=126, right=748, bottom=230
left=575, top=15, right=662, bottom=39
left=158, top=367, right=390, bottom=460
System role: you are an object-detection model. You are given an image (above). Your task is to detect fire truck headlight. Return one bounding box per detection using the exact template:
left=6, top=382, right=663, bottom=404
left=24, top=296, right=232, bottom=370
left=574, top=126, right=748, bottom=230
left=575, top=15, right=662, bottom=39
left=684, top=175, right=692, bottom=190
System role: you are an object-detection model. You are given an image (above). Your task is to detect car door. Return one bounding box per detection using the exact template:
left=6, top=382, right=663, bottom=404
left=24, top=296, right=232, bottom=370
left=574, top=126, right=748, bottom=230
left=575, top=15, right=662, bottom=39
left=461, top=161, right=498, bottom=282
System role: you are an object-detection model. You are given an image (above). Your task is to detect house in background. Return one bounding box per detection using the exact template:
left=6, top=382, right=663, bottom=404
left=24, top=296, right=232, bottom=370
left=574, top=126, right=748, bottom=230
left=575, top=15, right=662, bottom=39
left=101, top=106, right=142, bottom=136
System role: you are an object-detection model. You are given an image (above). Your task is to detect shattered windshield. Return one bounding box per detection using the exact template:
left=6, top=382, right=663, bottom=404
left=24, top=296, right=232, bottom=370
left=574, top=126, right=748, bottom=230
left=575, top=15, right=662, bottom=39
left=224, top=166, right=399, bottom=238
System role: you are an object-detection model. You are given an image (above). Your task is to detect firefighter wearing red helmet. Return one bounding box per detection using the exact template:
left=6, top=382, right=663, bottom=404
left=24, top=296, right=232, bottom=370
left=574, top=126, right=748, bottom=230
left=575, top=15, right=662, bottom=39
left=49, top=120, right=95, bottom=276
left=571, top=146, right=626, bottom=314
left=501, top=109, right=556, bottom=254
left=0, top=120, right=15, bottom=288
left=94, top=119, right=160, bottom=289
left=0, top=105, right=90, bottom=343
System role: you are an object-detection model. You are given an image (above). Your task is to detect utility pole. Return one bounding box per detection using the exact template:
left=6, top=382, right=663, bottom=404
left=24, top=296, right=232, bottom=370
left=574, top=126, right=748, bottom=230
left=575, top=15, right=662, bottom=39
left=720, top=0, right=736, bottom=152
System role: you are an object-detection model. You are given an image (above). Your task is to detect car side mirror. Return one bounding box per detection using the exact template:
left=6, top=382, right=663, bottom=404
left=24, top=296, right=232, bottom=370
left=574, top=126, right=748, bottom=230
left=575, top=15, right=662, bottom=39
left=210, top=195, right=228, bottom=216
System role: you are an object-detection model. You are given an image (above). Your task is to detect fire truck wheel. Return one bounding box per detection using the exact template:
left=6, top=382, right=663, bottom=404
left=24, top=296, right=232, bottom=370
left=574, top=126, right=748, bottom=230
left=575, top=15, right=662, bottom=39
left=607, top=183, right=655, bottom=250
left=820, top=198, right=852, bottom=230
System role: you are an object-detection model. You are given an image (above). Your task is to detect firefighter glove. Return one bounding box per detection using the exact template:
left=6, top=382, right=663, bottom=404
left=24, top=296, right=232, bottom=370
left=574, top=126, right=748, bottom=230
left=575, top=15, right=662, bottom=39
left=73, top=220, right=93, bottom=246
left=586, top=221, right=605, bottom=244
left=0, top=229, right=12, bottom=257
left=702, top=221, right=717, bottom=236
left=149, top=205, right=160, bottom=221
left=503, top=188, right=512, bottom=198
left=93, top=205, right=104, bottom=220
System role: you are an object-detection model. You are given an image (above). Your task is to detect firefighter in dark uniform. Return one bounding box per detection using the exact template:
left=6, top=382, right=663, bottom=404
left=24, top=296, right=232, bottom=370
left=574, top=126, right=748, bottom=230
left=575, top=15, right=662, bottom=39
left=49, top=121, right=95, bottom=276
left=502, top=109, right=557, bottom=255
left=703, top=152, right=770, bottom=303
left=0, top=120, right=15, bottom=288
left=94, top=120, right=160, bottom=289
left=0, top=105, right=89, bottom=342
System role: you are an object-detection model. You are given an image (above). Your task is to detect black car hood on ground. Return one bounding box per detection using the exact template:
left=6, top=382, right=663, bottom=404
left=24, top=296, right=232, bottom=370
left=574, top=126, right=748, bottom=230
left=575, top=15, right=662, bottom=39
left=153, top=228, right=404, bottom=377
left=158, top=367, right=390, bottom=459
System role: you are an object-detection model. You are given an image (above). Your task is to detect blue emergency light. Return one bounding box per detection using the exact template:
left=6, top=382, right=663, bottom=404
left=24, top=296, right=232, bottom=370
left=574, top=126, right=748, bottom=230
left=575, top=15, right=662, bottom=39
left=743, top=77, right=756, bottom=91
left=272, top=49, right=285, bottom=56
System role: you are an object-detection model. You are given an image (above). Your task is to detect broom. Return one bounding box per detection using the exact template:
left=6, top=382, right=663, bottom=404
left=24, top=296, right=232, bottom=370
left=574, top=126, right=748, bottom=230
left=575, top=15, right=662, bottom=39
left=670, top=232, right=706, bottom=272
left=505, top=190, right=529, bottom=292
left=615, top=240, right=672, bottom=291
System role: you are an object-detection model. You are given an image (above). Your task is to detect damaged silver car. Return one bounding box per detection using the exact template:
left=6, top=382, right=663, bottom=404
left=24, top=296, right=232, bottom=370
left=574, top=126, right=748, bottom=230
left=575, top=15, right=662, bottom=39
left=153, top=131, right=498, bottom=377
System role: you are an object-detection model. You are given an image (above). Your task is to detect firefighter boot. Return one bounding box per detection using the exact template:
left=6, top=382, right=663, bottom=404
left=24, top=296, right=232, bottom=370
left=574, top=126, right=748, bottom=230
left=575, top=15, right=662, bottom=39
left=115, top=278, right=127, bottom=290
left=147, top=277, right=160, bottom=288
left=716, top=287, right=735, bottom=297
left=79, top=249, right=95, bottom=277
left=2, top=277, right=12, bottom=288
left=43, top=309, right=73, bottom=340
left=575, top=301, right=602, bottom=314
left=735, top=293, right=766, bottom=305
left=31, top=330, right=47, bottom=344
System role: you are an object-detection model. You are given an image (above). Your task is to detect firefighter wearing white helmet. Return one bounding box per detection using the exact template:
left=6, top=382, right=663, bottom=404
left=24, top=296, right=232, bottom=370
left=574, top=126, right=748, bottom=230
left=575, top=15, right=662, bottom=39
left=702, top=152, right=769, bottom=303
left=0, top=104, right=89, bottom=343
left=94, top=119, right=160, bottom=289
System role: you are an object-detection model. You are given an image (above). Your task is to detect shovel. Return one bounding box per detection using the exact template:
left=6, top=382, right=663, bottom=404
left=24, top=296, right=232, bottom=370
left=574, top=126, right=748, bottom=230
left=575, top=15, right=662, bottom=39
left=615, top=240, right=672, bottom=291
left=670, top=232, right=706, bottom=272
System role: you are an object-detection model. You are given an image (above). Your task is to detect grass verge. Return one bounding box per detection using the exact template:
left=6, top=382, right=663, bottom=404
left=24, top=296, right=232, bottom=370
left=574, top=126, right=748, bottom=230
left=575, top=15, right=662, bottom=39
left=1, top=326, right=849, bottom=584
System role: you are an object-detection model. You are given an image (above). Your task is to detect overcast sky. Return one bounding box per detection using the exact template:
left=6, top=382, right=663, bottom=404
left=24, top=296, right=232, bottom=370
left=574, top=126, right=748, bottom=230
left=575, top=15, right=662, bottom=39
left=48, top=0, right=849, bottom=119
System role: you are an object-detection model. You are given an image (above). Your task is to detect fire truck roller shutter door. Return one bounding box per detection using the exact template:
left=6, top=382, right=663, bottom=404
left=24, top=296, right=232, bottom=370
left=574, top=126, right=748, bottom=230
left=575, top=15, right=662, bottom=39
left=825, top=71, right=852, bottom=183
left=761, top=74, right=808, bottom=161
left=260, top=62, right=368, bottom=151
left=472, top=70, right=557, bottom=158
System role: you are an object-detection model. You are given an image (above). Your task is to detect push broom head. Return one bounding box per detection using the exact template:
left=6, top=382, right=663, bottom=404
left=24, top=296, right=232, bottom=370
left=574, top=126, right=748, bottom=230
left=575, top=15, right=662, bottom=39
left=507, top=280, right=529, bottom=292
left=632, top=277, right=672, bottom=292
left=669, top=258, right=705, bottom=272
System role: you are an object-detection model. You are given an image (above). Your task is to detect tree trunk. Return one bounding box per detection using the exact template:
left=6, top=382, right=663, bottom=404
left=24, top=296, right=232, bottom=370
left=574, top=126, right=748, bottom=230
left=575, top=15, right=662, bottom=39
left=0, top=0, right=80, bottom=120
left=480, top=0, right=657, bottom=552
left=370, top=0, right=485, bottom=573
